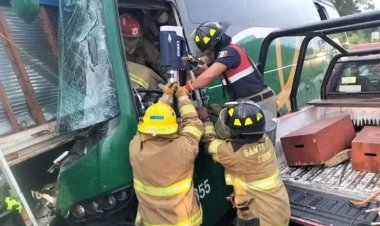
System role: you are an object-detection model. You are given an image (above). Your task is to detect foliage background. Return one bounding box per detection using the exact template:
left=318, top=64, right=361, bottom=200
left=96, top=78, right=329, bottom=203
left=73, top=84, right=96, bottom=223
left=328, top=0, right=379, bottom=46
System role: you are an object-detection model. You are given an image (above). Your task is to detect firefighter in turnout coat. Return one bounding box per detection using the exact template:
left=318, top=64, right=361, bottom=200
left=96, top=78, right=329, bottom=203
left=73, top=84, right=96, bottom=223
left=129, top=82, right=203, bottom=226
left=198, top=101, right=290, bottom=226
left=119, top=13, right=167, bottom=78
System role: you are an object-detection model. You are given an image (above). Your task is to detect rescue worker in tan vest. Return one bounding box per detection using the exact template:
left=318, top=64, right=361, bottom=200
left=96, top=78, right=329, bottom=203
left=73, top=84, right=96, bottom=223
left=199, top=101, right=290, bottom=226
left=187, top=22, right=277, bottom=144
left=120, top=13, right=167, bottom=78
left=129, top=82, right=203, bottom=226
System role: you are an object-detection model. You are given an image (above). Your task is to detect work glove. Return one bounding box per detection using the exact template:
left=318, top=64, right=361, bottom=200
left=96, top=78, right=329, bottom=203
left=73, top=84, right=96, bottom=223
left=163, top=82, right=178, bottom=96
left=187, top=54, right=208, bottom=75
left=160, top=82, right=178, bottom=104
left=197, top=106, right=210, bottom=122
left=175, top=85, right=189, bottom=97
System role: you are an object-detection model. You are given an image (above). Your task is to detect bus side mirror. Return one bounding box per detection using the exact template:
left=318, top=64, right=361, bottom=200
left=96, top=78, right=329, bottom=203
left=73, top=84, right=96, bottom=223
left=10, top=0, right=39, bottom=23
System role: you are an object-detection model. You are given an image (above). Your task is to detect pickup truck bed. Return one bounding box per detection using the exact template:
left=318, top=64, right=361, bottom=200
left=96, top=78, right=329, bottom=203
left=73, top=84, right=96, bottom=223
left=275, top=100, right=380, bottom=225
left=288, top=185, right=380, bottom=225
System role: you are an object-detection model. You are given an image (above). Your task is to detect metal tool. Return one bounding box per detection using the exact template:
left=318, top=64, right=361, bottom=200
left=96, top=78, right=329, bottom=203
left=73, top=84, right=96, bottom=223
left=160, top=26, right=204, bottom=107
left=189, top=70, right=203, bottom=107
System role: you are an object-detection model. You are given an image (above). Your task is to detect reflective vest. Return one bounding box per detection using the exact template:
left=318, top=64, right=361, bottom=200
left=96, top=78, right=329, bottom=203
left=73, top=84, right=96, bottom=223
left=221, top=44, right=266, bottom=99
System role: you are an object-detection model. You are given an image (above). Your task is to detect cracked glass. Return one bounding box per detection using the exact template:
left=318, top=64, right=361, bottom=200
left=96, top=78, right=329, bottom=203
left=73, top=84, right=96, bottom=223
left=57, top=0, right=119, bottom=134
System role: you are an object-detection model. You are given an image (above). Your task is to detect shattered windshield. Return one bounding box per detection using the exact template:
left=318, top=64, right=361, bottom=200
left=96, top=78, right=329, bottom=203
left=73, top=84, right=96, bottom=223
left=58, top=0, right=119, bottom=133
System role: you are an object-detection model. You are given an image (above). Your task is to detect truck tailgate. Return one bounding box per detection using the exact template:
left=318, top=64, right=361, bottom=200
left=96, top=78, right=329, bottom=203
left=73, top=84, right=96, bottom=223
left=288, top=184, right=380, bottom=225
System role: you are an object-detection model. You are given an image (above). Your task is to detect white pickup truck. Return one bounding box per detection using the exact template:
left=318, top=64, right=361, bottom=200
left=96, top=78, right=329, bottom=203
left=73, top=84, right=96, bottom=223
left=257, top=12, right=380, bottom=226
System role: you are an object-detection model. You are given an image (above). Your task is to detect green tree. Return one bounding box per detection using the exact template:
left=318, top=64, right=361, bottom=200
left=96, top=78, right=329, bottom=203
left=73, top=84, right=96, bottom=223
left=328, top=0, right=375, bottom=16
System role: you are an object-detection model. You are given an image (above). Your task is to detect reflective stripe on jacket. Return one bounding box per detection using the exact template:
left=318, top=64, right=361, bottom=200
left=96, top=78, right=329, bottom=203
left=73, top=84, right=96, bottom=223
left=225, top=169, right=283, bottom=191
left=134, top=177, right=192, bottom=197
left=127, top=61, right=164, bottom=89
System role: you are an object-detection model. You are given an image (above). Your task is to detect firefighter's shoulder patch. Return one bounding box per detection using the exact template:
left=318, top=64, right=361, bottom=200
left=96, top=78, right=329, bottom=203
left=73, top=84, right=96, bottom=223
left=217, top=50, right=228, bottom=59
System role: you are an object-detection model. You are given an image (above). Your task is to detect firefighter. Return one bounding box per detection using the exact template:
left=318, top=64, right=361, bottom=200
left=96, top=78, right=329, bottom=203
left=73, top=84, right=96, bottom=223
left=127, top=61, right=164, bottom=89
left=119, top=13, right=167, bottom=78
left=187, top=21, right=277, bottom=142
left=129, top=82, right=203, bottom=226
left=198, top=101, right=290, bottom=226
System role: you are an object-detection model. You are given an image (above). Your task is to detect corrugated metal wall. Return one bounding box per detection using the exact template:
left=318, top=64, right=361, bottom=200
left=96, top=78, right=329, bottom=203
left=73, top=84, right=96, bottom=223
left=0, top=6, right=58, bottom=136
left=0, top=34, right=34, bottom=135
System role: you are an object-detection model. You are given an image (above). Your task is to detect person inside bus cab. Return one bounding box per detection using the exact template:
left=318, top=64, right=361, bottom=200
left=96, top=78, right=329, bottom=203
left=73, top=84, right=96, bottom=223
left=198, top=101, right=290, bottom=226
left=119, top=13, right=167, bottom=80
left=187, top=21, right=277, bottom=143
left=127, top=61, right=164, bottom=89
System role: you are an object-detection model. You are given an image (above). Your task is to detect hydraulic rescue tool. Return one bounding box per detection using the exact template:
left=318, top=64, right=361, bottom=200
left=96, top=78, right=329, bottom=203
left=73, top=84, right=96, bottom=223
left=160, top=26, right=203, bottom=106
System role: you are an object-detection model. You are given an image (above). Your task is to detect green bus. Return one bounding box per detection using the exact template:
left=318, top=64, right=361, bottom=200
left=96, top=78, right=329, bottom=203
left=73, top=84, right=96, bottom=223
left=0, top=0, right=338, bottom=225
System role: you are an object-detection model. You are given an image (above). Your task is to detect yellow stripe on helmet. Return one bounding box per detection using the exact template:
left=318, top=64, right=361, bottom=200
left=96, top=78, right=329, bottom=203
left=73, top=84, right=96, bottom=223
left=245, top=117, right=253, bottom=126
left=234, top=119, right=242, bottom=126
left=203, top=36, right=211, bottom=44
left=195, top=35, right=201, bottom=43
left=209, top=28, right=216, bottom=37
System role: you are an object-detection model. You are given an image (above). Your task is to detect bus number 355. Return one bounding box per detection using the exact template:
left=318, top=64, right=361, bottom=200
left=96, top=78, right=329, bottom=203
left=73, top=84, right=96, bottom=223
left=195, top=179, right=211, bottom=199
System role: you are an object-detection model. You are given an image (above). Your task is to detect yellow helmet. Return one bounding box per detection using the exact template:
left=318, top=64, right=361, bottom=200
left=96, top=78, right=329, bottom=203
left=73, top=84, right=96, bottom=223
left=138, top=102, right=178, bottom=136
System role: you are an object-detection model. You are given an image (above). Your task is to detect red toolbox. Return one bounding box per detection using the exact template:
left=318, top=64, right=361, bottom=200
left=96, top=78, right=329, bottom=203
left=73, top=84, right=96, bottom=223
left=281, top=115, right=355, bottom=166
left=352, top=126, right=380, bottom=173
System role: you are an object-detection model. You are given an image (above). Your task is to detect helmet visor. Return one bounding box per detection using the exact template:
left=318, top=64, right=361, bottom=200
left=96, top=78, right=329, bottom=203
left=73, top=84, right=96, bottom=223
left=260, top=107, right=277, bottom=134
left=215, top=108, right=236, bottom=139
